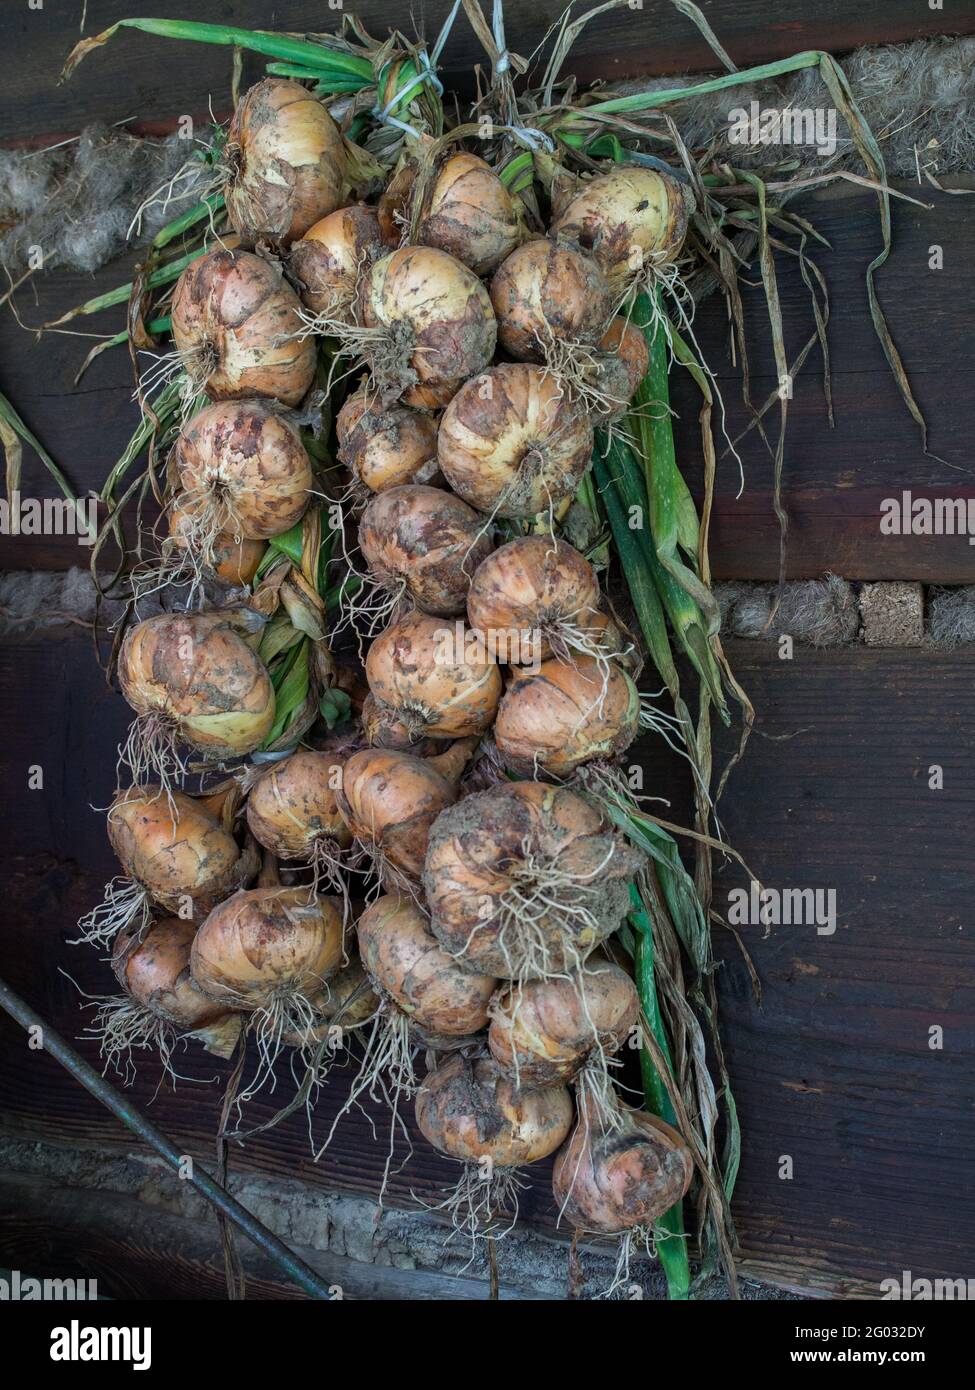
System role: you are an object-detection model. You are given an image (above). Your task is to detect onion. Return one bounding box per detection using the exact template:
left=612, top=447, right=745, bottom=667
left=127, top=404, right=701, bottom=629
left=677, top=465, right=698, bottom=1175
left=281, top=955, right=378, bottom=1047
left=418, top=153, right=523, bottom=275
left=336, top=383, right=439, bottom=494
left=357, top=247, right=497, bottom=407
left=172, top=248, right=316, bottom=407
left=583, top=315, right=650, bottom=421
left=550, top=166, right=693, bottom=294
left=424, top=781, right=644, bottom=980
left=111, top=918, right=242, bottom=1058
left=317, top=954, right=379, bottom=1028
left=118, top=611, right=276, bottom=784
left=245, top=749, right=350, bottom=895
left=224, top=78, right=347, bottom=249
left=437, top=364, right=593, bottom=518
left=168, top=500, right=266, bottom=587
left=416, top=1052, right=574, bottom=1236
left=360, top=693, right=434, bottom=754
left=337, top=740, right=473, bottom=887
left=361, top=692, right=435, bottom=754
left=418, top=1053, right=573, bottom=1164
left=109, top=784, right=256, bottom=915
left=289, top=205, right=384, bottom=320
left=488, top=956, right=639, bottom=1087
left=92, top=918, right=243, bottom=1080
left=366, top=610, right=502, bottom=740
left=467, top=536, right=602, bottom=663
left=78, top=783, right=258, bottom=947
left=358, top=485, right=493, bottom=618
left=357, top=895, right=496, bottom=1035
left=191, top=885, right=345, bottom=1063
left=494, top=654, right=639, bottom=778
left=552, top=1078, right=693, bottom=1237
left=173, top=400, right=312, bottom=565
left=489, top=239, right=612, bottom=361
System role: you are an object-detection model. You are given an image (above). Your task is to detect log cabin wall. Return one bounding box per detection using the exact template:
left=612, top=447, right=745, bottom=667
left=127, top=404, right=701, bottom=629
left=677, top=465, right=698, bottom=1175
left=0, top=1, right=972, bottom=1299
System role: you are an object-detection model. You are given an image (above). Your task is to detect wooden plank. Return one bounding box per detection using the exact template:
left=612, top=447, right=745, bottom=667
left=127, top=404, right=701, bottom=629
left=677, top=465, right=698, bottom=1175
left=2, top=180, right=973, bottom=581
left=0, top=631, right=973, bottom=1296
left=709, top=642, right=975, bottom=1295
left=3, top=2, right=973, bottom=147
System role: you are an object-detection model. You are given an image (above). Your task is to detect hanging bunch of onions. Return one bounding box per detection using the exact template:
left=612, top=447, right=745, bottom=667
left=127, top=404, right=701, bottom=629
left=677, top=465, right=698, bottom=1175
left=489, top=956, right=639, bottom=1089
left=289, top=205, right=384, bottom=322
left=416, top=1052, right=574, bottom=1240
left=191, top=882, right=345, bottom=1096
left=550, top=166, right=693, bottom=296
left=223, top=78, right=349, bottom=250
left=552, top=1075, right=694, bottom=1294
left=467, top=536, right=618, bottom=667
left=358, top=485, right=493, bottom=623
left=118, top=611, right=276, bottom=787
left=355, top=246, right=497, bottom=408
left=489, top=239, right=613, bottom=361
left=94, top=919, right=244, bottom=1081
left=245, top=749, right=351, bottom=897
left=337, top=739, right=474, bottom=890
left=77, top=783, right=258, bottom=947
left=366, top=611, right=502, bottom=741
left=494, top=654, right=640, bottom=779
left=437, top=364, right=593, bottom=518
left=172, top=400, right=313, bottom=568
left=417, top=153, right=524, bottom=275
left=336, top=383, right=439, bottom=496
left=172, top=249, right=317, bottom=407
left=424, top=781, right=643, bottom=980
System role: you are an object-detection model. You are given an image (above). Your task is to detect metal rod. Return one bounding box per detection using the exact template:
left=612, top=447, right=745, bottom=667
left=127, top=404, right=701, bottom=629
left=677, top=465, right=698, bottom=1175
left=0, top=975, right=333, bottom=1301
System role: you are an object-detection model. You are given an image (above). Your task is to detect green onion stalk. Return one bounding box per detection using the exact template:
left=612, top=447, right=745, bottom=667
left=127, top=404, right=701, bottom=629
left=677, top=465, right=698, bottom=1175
left=252, top=508, right=350, bottom=752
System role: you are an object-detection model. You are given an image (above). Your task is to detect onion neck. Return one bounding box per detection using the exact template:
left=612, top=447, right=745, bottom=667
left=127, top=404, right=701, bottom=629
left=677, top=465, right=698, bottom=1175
left=426, top=736, right=479, bottom=785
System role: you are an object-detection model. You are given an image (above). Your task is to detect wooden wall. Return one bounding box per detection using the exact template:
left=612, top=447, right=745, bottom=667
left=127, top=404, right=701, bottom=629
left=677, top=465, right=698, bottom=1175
left=1, top=0, right=973, bottom=1299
